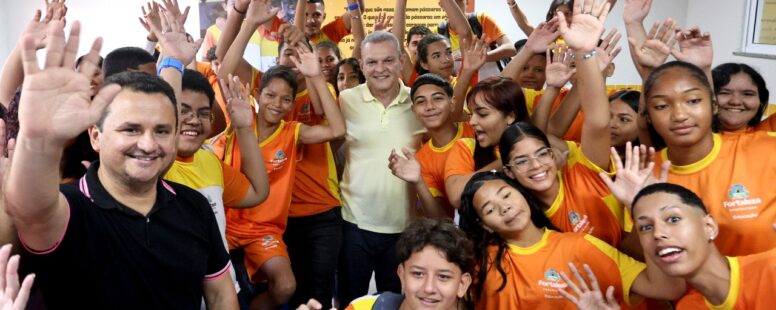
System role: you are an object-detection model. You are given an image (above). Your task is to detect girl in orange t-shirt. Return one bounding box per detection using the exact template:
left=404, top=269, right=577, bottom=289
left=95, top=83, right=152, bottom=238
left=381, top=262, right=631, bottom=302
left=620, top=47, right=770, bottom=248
left=457, top=171, right=684, bottom=309
left=712, top=63, right=774, bottom=134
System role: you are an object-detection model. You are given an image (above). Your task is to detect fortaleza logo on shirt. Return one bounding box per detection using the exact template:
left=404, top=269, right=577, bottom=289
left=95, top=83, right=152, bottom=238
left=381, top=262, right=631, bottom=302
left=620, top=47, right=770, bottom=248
left=723, top=184, right=762, bottom=220
left=538, top=269, right=567, bottom=290
left=270, top=150, right=288, bottom=170
left=568, top=211, right=593, bottom=234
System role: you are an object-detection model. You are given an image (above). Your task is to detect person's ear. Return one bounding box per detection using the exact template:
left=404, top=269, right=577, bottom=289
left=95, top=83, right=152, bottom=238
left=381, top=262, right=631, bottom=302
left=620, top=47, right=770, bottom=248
left=88, top=125, right=102, bottom=153
left=480, top=222, right=493, bottom=233
left=703, top=214, right=719, bottom=243
left=506, top=111, right=516, bottom=124
left=503, top=165, right=516, bottom=179
left=458, top=272, right=473, bottom=298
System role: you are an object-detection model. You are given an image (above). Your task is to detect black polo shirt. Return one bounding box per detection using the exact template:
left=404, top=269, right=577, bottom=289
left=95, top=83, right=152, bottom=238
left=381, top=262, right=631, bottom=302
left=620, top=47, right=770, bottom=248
left=20, top=161, right=231, bottom=309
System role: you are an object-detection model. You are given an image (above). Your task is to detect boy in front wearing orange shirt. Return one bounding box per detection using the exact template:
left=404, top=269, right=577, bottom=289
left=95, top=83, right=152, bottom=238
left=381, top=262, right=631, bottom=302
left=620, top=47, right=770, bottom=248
left=215, top=47, right=345, bottom=309
left=389, top=73, right=475, bottom=219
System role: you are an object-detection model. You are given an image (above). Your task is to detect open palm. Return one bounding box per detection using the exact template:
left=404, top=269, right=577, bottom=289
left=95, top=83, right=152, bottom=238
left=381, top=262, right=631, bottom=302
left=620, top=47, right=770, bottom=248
left=388, top=148, right=421, bottom=183
left=557, top=0, right=610, bottom=52
left=671, top=27, right=713, bottom=69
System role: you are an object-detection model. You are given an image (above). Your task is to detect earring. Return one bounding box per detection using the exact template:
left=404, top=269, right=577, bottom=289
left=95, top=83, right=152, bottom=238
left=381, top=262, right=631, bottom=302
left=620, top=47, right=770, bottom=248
left=709, top=235, right=715, bottom=241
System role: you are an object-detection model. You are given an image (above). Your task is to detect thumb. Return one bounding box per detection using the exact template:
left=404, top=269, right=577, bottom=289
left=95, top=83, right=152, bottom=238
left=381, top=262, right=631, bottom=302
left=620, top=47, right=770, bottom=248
left=598, top=171, right=615, bottom=190
left=90, top=84, right=123, bottom=124
left=401, top=147, right=414, bottom=160
left=556, top=12, right=569, bottom=34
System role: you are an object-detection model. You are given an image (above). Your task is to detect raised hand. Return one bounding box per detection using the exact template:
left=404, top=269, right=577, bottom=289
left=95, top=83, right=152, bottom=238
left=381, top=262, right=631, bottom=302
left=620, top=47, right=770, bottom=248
left=245, top=0, right=281, bottom=26
left=628, top=19, right=676, bottom=69
left=160, top=0, right=190, bottom=26
left=598, top=142, right=669, bottom=207
left=622, top=0, right=653, bottom=24
left=279, top=24, right=306, bottom=46
left=45, top=0, right=68, bottom=24
left=0, top=244, right=35, bottom=310
left=462, top=37, right=487, bottom=72
left=219, top=74, right=254, bottom=130
left=373, top=11, right=393, bottom=32
left=595, top=28, right=622, bottom=72
left=557, top=0, right=611, bottom=52
left=558, top=263, right=621, bottom=310
left=671, top=26, right=713, bottom=70
left=545, top=45, right=576, bottom=88
left=388, top=148, right=422, bottom=184
left=150, top=10, right=202, bottom=65
left=289, top=44, right=322, bottom=78
left=524, top=18, right=561, bottom=53
left=138, top=2, right=163, bottom=41
left=19, top=21, right=121, bottom=144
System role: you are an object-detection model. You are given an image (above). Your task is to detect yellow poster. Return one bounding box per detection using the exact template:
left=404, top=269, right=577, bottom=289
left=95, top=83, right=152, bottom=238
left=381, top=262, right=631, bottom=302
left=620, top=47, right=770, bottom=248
left=324, top=0, right=476, bottom=57
left=758, top=0, right=776, bottom=44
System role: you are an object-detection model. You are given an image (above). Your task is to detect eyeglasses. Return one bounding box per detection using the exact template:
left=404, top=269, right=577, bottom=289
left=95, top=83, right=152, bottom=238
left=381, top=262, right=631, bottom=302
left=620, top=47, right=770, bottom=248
left=180, top=107, right=213, bottom=122
left=505, top=147, right=554, bottom=173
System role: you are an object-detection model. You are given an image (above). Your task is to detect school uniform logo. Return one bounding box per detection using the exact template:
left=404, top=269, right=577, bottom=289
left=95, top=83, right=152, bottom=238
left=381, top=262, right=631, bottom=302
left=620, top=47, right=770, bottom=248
left=270, top=150, right=288, bottom=170
left=568, top=211, right=593, bottom=234
left=298, top=103, right=312, bottom=123
left=569, top=211, right=581, bottom=225
left=723, top=184, right=762, bottom=220
left=544, top=269, right=560, bottom=282
left=538, top=268, right=567, bottom=294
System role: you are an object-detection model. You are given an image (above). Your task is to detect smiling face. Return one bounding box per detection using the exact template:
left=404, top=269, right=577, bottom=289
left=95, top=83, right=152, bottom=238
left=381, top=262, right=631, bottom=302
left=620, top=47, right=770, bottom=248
left=472, top=179, right=535, bottom=236
left=303, top=2, right=326, bottom=38
left=646, top=68, right=714, bottom=148
left=412, top=84, right=454, bottom=130
left=317, top=47, right=339, bottom=83
left=609, top=99, right=639, bottom=148
left=632, top=192, right=718, bottom=278
left=504, top=137, right=557, bottom=193
left=420, top=40, right=454, bottom=79
left=89, top=90, right=177, bottom=186
left=177, top=90, right=213, bottom=158
left=336, top=63, right=362, bottom=92
left=517, top=54, right=547, bottom=91
left=716, top=72, right=762, bottom=132
left=397, top=246, right=471, bottom=310
left=468, top=94, right=515, bottom=147
left=258, top=78, right=295, bottom=125
left=361, top=40, right=403, bottom=94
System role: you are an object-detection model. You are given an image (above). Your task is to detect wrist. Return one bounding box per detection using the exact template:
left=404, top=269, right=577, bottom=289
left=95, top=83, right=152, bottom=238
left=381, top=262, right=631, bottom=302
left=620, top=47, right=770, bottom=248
left=147, top=34, right=158, bottom=42
left=232, top=3, right=247, bottom=15
left=157, top=57, right=185, bottom=76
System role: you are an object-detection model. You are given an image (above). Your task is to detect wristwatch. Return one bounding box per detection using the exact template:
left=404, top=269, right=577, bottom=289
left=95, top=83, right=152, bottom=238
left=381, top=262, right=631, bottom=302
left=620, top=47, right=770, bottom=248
left=157, top=57, right=185, bottom=76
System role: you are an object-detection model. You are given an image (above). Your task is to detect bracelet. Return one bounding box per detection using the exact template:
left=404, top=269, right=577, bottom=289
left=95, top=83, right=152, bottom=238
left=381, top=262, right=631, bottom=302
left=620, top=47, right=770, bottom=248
left=157, top=57, right=185, bottom=76
left=579, top=49, right=597, bottom=60
left=347, top=3, right=360, bottom=11
left=351, top=14, right=361, bottom=20
left=232, top=3, right=246, bottom=15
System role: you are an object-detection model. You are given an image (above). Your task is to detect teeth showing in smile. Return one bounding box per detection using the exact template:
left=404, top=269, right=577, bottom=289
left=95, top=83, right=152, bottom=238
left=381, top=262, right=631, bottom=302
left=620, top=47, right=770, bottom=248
left=130, top=155, right=156, bottom=161
left=530, top=171, right=547, bottom=180
left=181, top=130, right=198, bottom=137
left=658, top=247, right=682, bottom=257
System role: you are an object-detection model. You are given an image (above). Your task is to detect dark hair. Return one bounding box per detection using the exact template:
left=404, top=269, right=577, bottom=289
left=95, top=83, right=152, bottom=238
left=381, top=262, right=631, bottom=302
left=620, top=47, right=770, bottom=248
left=406, top=25, right=433, bottom=45
left=315, top=41, right=341, bottom=60
left=103, top=47, right=155, bottom=79
left=546, top=0, right=574, bottom=21
left=609, top=90, right=641, bottom=112
left=712, top=63, right=770, bottom=127
left=334, top=58, right=365, bottom=95
left=99, top=71, right=178, bottom=130
left=458, top=171, right=556, bottom=299
left=396, top=218, right=474, bottom=275
left=260, top=65, right=299, bottom=96
left=643, top=61, right=720, bottom=149
left=498, top=122, right=552, bottom=166
left=206, top=46, right=218, bottom=62
left=76, top=55, right=104, bottom=70
left=513, top=39, right=528, bottom=52
left=182, top=69, right=216, bottom=108
left=632, top=183, right=708, bottom=214
left=4, top=87, right=21, bottom=143
left=467, top=77, right=529, bottom=169
left=411, top=73, right=453, bottom=101
left=278, top=39, right=314, bottom=55
left=61, top=132, right=98, bottom=181
left=415, top=34, right=450, bottom=76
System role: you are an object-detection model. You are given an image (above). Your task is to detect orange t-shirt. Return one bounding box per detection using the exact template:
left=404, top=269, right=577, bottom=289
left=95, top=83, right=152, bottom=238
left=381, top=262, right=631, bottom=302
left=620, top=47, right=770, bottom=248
left=196, top=61, right=231, bottom=126
left=416, top=123, right=475, bottom=218
left=545, top=141, right=628, bottom=247
left=443, top=138, right=500, bottom=182
left=723, top=113, right=776, bottom=136
left=675, top=248, right=776, bottom=309
left=283, top=86, right=342, bottom=217
left=220, top=120, right=302, bottom=238
left=524, top=88, right=583, bottom=142
left=475, top=229, right=645, bottom=309
left=310, top=16, right=350, bottom=45
left=653, top=133, right=776, bottom=256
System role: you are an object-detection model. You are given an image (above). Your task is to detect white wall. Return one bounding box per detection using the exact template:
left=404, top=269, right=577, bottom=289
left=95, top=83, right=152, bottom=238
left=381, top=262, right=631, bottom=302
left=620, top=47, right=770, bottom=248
left=685, top=0, right=776, bottom=103
left=475, top=0, right=689, bottom=86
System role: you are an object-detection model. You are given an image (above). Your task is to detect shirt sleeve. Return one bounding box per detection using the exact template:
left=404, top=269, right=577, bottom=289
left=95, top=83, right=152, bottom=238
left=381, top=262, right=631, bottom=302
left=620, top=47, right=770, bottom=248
left=220, top=161, right=251, bottom=207
left=443, top=139, right=476, bottom=181
left=321, top=16, right=351, bottom=44
left=480, top=13, right=506, bottom=43
left=582, top=235, right=646, bottom=306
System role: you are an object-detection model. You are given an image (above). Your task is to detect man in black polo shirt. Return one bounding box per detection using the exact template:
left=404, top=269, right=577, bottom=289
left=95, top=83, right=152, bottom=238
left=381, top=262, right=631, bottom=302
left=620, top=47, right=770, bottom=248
left=4, top=20, right=238, bottom=309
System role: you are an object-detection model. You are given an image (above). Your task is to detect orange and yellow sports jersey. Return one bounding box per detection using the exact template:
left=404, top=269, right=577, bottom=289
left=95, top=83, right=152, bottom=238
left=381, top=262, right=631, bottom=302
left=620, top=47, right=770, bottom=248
left=249, top=67, right=266, bottom=99
left=653, top=132, right=776, bottom=256
left=283, top=86, right=342, bottom=217
left=546, top=141, right=628, bottom=246
left=723, top=113, right=776, bottom=136
left=220, top=120, right=302, bottom=238
left=416, top=123, right=475, bottom=218
left=676, top=248, right=776, bottom=309
left=476, top=229, right=645, bottom=309
left=309, top=16, right=350, bottom=45
left=196, top=61, right=233, bottom=130
left=523, top=87, right=583, bottom=142
left=443, top=138, right=500, bottom=182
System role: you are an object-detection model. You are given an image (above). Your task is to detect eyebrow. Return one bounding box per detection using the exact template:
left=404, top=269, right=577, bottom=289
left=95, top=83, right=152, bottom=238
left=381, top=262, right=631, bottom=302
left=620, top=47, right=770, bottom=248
left=635, top=205, right=680, bottom=220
